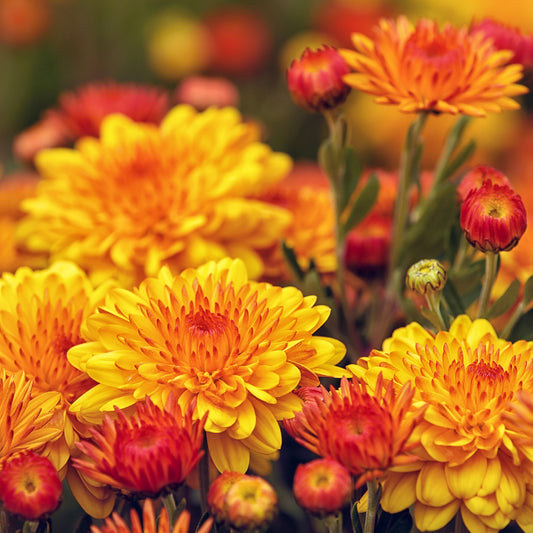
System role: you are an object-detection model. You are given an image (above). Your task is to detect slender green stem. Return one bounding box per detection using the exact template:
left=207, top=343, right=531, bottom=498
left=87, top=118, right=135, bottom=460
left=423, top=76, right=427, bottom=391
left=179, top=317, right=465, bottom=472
left=425, top=291, right=446, bottom=331
left=477, top=252, right=498, bottom=318
left=199, top=433, right=211, bottom=513
left=324, top=512, right=343, bottom=533
left=363, top=480, right=380, bottom=533
left=161, top=493, right=177, bottom=526
left=389, top=113, right=428, bottom=281
left=501, top=298, right=525, bottom=339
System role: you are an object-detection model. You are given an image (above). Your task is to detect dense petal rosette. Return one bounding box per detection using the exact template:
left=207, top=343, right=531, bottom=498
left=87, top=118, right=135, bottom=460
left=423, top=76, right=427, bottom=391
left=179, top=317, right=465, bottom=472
left=341, top=16, right=528, bottom=116
left=18, top=105, right=293, bottom=285
left=69, top=258, right=347, bottom=473
left=347, top=315, right=533, bottom=532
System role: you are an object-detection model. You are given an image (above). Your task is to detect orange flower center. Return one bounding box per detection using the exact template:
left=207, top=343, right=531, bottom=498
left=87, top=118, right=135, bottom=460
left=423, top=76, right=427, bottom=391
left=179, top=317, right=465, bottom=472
left=405, top=26, right=462, bottom=70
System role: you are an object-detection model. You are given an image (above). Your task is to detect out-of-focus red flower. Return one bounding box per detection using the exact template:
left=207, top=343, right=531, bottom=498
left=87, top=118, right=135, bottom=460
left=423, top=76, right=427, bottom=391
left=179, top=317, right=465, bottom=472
left=203, top=7, right=272, bottom=76
left=0, top=452, right=62, bottom=521
left=471, top=17, right=533, bottom=69
left=457, top=165, right=512, bottom=203
left=287, top=45, right=351, bottom=113
left=0, top=0, right=50, bottom=46
left=460, top=180, right=527, bottom=252
left=175, top=75, right=239, bottom=110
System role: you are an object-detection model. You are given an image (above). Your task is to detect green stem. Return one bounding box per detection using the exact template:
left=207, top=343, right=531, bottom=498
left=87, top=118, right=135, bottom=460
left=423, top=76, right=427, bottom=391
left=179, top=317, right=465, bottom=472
left=324, top=512, right=343, bottom=533
left=477, top=252, right=498, bottom=318
left=363, top=480, right=380, bottom=533
left=389, top=113, right=428, bottom=284
left=425, top=291, right=446, bottom=331
left=199, top=433, right=211, bottom=513
left=501, top=298, right=525, bottom=339
left=161, top=493, right=177, bottom=526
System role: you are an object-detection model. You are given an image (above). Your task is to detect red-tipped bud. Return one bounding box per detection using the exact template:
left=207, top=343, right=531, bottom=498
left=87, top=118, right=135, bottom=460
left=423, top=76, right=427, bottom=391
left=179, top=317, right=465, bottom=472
left=457, top=165, right=512, bottom=204
left=287, top=45, right=351, bottom=113
left=460, top=180, right=527, bottom=253
left=207, top=471, right=243, bottom=524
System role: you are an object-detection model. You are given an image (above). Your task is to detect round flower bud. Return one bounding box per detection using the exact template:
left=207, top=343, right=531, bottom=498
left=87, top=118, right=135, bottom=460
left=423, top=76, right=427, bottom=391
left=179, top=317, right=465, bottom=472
left=457, top=165, right=512, bottom=204
left=287, top=45, right=351, bottom=113
left=207, top=471, right=243, bottom=524
left=0, top=452, right=62, bottom=521
left=225, top=475, right=278, bottom=532
left=293, top=458, right=353, bottom=517
left=460, top=180, right=527, bottom=253
left=406, top=259, right=447, bottom=295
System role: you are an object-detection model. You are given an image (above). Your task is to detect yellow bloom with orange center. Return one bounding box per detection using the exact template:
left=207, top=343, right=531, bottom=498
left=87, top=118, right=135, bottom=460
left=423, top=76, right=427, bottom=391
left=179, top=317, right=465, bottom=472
left=68, top=257, right=347, bottom=474
left=347, top=315, right=533, bottom=533
left=341, top=16, right=528, bottom=116
left=0, top=262, right=115, bottom=518
left=18, top=105, right=292, bottom=286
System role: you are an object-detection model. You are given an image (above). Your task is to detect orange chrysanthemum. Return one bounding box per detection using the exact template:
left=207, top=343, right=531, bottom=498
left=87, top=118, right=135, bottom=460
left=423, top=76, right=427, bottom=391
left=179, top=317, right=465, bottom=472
left=287, top=375, right=423, bottom=488
left=348, top=315, right=533, bottom=532
left=18, top=106, right=292, bottom=286
left=0, top=370, right=62, bottom=465
left=68, top=258, right=347, bottom=474
left=90, top=498, right=213, bottom=533
left=0, top=262, right=115, bottom=518
left=341, top=16, right=528, bottom=116
left=73, top=397, right=205, bottom=497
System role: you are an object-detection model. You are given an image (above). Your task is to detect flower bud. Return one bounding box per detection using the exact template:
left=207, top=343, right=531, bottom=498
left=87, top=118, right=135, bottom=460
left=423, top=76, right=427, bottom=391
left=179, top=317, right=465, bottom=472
left=0, top=452, right=62, bottom=521
left=457, top=165, right=512, bottom=204
left=460, top=180, right=527, bottom=253
left=293, top=458, right=353, bottom=517
left=406, top=259, right=447, bottom=295
left=207, top=471, right=243, bottom=524
left=287, top=45, right=351, bottom=113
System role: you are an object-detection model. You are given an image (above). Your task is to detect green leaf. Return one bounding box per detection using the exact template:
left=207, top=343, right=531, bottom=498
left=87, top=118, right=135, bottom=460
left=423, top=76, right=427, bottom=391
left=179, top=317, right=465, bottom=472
left=441, top=139, right=476, bottom=181
left=351, top=501, right=363, bottom=533
left=340, top=146, right=363, bottom=213
left=318, top=138, right=338, bottom=183
left=523, top=274, right=533, bottom=306
left=341, top=172, right=379, bottom=236
left=442, top=278, right=467, bottom=316
left=486, top=279, right=520, bottom=319
left=281, top=240, right=304, bottom=281
left=509, top=308, right=533, bottom=341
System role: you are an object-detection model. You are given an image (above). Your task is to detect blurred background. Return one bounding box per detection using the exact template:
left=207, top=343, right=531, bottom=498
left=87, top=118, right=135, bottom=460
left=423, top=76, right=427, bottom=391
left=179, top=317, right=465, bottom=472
left=2, top=0, right=533, bottom=175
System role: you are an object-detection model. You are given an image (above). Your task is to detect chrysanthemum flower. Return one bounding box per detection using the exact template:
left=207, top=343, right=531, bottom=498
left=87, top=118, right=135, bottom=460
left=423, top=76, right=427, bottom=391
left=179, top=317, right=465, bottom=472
left=89, top=498, right=213, bottom=533
left=293, top=458, right=353, bottom=516
left=68, top=258, right=347, bottom=473
left=287, top=375, right=423, bottom=488
left=347, top=315, right=533, bottom=532
left=341, top=16, right=528, bottom=116
left=18, top=106, right=292, bottom=285
left=0, top=451, right=62, bottom=521
left=0, top=370, right=62, bottom=464
left=73, top=396, right=205, bottom=497
left=460, top=180, right=527, bottom=252
left=0, top=262, right=115, bottom=517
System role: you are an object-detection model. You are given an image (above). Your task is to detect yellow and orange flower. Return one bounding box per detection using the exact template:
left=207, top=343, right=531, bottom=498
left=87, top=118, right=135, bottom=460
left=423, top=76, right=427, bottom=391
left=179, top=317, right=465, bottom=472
left=90, top=498, right=213, bottom=533
left=0, top=262, right=115, bottom=517
left=18, top=106, right=292, bottom=286
left=0, top=370, right=62, bottom=465
left=287, top=375, right=422, bottom=488
left=347, top=315, right=533, bottom=532
left=73, top=397, right=205, bottom=497
left=341, top=16, right=528, bottom=116
left=68, top=257, right=347, bottom=474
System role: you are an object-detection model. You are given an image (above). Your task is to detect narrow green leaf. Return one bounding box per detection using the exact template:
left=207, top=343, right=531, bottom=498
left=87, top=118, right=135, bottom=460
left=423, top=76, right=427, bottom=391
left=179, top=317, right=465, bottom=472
left=341, top=172, right=379, bottom=236
left=523, top=274, right=533, bottom=306
left=486, top=279, right=520, bottom=319
left=340, top=146, right=363, bottom=213
left=281, top=240, right=304, bottom=281
left=442, top=278, right=466, bottom=316
left=318, top=139, right=338, bottom=184
left=351, top=501, right=363, bottom=533
left=441, top=139, right=476, bottom=181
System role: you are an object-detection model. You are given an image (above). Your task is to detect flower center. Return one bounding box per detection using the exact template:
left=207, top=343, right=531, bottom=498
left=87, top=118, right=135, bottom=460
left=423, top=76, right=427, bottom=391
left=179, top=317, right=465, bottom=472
left=185, top=308, right=228, bottom=338
left=466, top=360, right=507, bottom=382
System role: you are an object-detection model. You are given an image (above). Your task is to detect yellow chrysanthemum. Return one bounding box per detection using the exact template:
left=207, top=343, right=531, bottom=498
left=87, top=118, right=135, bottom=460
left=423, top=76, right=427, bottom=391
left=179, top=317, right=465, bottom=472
left=17, top=105, right=292, bottom=286
left=68, top=257, right=347, bottom=474
left=347, top=315, right=533, bottom=533
left=0, top=261, right=115, bottom=518
left=341, top=16, right=528, bottom=116
left=0, top=370, right=62, bottom=465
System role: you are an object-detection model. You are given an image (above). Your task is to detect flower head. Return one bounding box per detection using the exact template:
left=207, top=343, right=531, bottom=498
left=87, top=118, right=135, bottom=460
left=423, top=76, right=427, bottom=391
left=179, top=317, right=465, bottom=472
left=460, top=180, right=527, bottom=252
left=287, top=45, right=351, bottom=113
left=406, top=259, right=447, bottom=295
left=287, top=375, right=422, bottom=488
left=347, top=315, right=533, bottom=532
left=457, top=165, right=512, bottom=204
left=18, top=106, right=292, bottom=285
left=208, top=471, right=244, bottom=524
left=293, top=458, right=353, bottom=517
left=69, top=258, right=347, bottom=473
left=0, top=451, right=62, bottom=520
left=175, top=75, right=239, bottom=109
left=90, top=498, right=213, bottom=533
left=341, top=16, right=528, bottom=116
left=73, top=396, right=205, bottom=497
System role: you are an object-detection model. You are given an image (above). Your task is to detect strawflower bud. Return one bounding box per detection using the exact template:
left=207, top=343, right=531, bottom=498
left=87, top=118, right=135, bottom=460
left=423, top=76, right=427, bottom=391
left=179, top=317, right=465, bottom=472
left=207, top=471, right=243, bottom=524
left=293, top=458, right=353, bottom=517
left=287, top=45, right=351, bottom=113
left=0, top=452, right=62, bottom=521
left=225, top=475, right=278, bottom=533
left=460, top=180, right=527, bottom=252
left=406, top=259, right=447, bottom=295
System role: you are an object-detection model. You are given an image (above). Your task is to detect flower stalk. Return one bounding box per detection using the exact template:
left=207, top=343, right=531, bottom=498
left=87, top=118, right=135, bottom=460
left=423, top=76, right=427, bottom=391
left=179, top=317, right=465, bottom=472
left=477, top=251, right=498, bottom=318
left=363, top=479, right=380, bottom=533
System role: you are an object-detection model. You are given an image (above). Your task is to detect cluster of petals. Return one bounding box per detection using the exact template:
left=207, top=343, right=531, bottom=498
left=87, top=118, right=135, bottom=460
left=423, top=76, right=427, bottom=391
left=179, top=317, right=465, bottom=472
left=286, top=374, right=423, bottom=488
left=68, top=257, right=347, bottom=474
left=73, top=396, right=205, bottom=497
left=341, top=16, right=528, bottom=116
left=348, top=315, right=533, bottom=533
left=17, top=105, right=293, bottom=286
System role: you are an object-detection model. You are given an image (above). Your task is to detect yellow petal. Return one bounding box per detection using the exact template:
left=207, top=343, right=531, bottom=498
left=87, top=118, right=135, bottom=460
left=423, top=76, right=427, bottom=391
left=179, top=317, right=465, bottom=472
left=478, top=457, right=502, bottom=497
left=416, top=462, right=455, bottom=507
left=66, top=467, right=116, bottom=519
left=461, top=506, right=500, bottom=533
left=414, top=500, right=460, bottom=532
left=445, top=453, right=486, bottom=498
left=381, top=471, right=417, bottom=513
left=207, top=431, right=250, bottom=473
